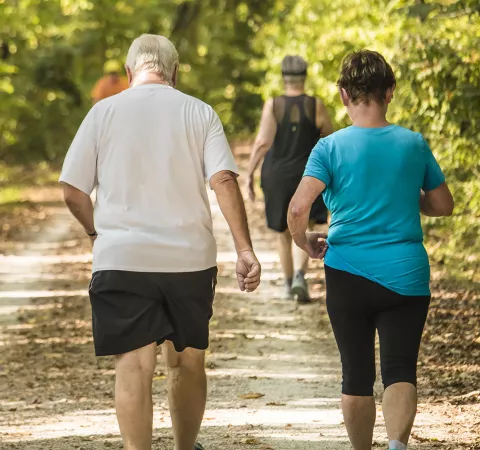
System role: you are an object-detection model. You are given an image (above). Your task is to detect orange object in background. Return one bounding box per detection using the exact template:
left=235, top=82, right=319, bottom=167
left=91, top=75, right=129, bottom=102
left=91, top=60, right=129, bottom=103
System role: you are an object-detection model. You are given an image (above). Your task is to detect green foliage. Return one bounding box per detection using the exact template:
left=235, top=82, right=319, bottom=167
left=0, top=0, right=478, bottom=276
left=392, top=3, right=480, bottom=280
left=257, top=0, right=479, bottom=279
left=0, top=0, right=274, bottom=162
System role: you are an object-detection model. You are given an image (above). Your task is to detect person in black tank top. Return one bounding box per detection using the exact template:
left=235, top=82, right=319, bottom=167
left=246, top=55, right=334, bottom=302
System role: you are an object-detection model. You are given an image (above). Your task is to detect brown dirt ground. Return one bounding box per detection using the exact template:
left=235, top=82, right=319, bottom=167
left=0, top=159, right=478, bottom=449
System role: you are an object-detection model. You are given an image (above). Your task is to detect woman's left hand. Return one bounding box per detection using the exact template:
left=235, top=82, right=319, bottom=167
left=305, top=232, right=328, bottom=259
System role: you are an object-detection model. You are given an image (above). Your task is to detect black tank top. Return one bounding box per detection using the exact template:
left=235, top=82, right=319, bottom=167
left=262, top=94, right=321, bottom=182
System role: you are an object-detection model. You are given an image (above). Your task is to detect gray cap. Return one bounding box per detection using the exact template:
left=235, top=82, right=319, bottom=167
left=281, top=55, right=308, bottom=76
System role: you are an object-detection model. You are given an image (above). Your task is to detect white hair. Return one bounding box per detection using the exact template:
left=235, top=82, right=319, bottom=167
left=126, top=34, right=179, bottom=82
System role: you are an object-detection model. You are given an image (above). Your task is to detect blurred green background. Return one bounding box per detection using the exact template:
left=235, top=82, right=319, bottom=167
left=0, top=0, right=478, bottom=279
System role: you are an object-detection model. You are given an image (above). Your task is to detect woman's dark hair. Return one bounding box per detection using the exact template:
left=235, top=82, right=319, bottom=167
left=337, top=50, right=396, bottom=105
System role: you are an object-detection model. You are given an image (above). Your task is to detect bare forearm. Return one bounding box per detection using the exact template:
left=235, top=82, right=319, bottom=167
left=247, top=143, right=269, bottom=177
left=420, top=192, right=435, bottom=216
left=65, top=194, right=95, bottom=233
left=287, top=207, right=310, bottom=250
left=420, top=191, right=445, bottom=217
left=214, top=178, right=253, bottom=252
left=288, top=177, right=327, bottom=252
left=248, top=98, right=276, bottom=177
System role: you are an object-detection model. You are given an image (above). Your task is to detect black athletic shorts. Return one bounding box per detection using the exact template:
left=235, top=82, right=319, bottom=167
left=261, top=175, right=328, bottom=232
left=88, top=268, right=217, bottom=356
left=325, top=265, right=430, bottom=396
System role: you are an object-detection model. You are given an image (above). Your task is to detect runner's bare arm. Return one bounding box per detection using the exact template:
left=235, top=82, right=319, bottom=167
left=210, top=170, right=261, bottom=292
left=316, top=99, right=334, bottom=137
left=61, top=183, right=96, bottom=236
left=211, top=171, right=252, bottom=253
left=288, top=176, right=328, bottom=259
left=245, top=99, right=277, bottom=200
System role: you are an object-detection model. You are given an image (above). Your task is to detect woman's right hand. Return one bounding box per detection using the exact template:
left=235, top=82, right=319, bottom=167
left=305, top=232, right=328, bottom=259
left=246, top=175, right=255, bottom=201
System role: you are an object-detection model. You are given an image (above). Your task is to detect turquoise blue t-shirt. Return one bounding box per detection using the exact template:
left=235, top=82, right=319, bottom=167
left=304, top=125, right=445, bottom=296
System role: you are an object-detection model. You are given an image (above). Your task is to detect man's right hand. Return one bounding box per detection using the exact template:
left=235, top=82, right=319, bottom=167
left=210, top=171, right=260, bottom=291
left=246, top=175, right=255, bottom=201
left=236, top=250, right=261, bottom=292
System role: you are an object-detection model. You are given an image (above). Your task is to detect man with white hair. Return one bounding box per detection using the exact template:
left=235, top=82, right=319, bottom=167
left=60, top=34, right=261, bottom=450
left=246, top=55, right=333, bottom=303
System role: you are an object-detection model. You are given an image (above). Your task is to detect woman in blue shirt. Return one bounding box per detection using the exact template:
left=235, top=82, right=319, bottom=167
left=287, top=50, right=454, bottom=450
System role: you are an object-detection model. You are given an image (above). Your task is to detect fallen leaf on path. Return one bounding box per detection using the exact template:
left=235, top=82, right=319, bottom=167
left=239, top=392, right=265, bottom=399
left=44, top=352, right=63, bottom=359
left=411, top=433, right=445, bottom=443
left=219, top=355, right=238, bottom=361
left=266, top=401, right=286, bottom=406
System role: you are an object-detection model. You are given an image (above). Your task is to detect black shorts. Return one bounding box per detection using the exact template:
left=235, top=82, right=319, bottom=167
left=325, top=266, right=430, bottom=396
left=88, top=268, right=217, bottom=356
left=261, top=176, right=328, bottom=232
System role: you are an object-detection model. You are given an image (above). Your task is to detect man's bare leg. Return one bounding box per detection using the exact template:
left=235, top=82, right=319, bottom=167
left=383, top=382, right=417, bottom=447
left=115, top=343, right=157, bottom=450
left=342, top=394, right=376, bottom=450
left=162, top=341, right=206, bottom=450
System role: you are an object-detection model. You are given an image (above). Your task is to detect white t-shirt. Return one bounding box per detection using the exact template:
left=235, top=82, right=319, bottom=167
left=60, top=84, right=238, bottom=273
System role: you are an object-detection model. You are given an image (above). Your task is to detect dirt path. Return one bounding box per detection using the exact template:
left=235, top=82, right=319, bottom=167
left=0, top=184, right=478, bottom=449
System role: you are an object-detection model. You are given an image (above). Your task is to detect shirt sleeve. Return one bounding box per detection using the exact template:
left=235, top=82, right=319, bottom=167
left=421, top=136, right=445, bottom=191
left=303, top=138, right=332, bottom=186
left=203, top=109, right=238, bottom=181
left=59, top=107, right=99, bottom=195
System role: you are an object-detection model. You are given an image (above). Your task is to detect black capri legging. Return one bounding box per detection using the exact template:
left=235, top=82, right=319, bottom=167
left=325, top=265, right=430, bottom=396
